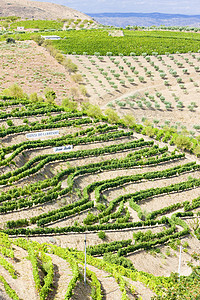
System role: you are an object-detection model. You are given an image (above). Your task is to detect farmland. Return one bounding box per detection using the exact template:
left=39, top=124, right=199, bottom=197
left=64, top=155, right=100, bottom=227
left=52, top=29, right=200, bottom=55
left=0, top=20, right=200, bottom=300
left=1, top=29, right=200, bottom=55
left=68, top=51, right=200, bottom=136
left=0, top=93, right=200, bottom=299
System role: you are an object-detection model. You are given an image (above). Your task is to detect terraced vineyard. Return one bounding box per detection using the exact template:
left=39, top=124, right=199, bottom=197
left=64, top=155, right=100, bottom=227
left=0, top=95, right=200, bottom=299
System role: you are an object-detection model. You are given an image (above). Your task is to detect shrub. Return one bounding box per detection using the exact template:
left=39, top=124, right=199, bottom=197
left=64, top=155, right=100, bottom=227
left=32, top=35, right=44, bottom=46
left=44, top=89, right=56, bottom=104
left=62, top=98, right=78, bottom=112
left=2, top=84, right=26, bottom=99
left=64, top=58, right=78, bottom=73
left=55, top=53, right=65, bottom=64
left=121, top=114, right=136, bottom=127
left=79, top=85, right=88, bottom=97
left=71, top=74, right=83, bottom=83
left=104, top=108, right=120, bottom=124
left=6, top=120, right=13, bottom=127
left=98, top=231, right=106, bottom=240
left=174, top=135, right=192, bottom=150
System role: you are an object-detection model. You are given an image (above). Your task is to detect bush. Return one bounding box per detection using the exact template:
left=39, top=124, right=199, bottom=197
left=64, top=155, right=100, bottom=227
left=6, top=120, right=13, bottom=127
left=104, top=108, right=120, bottom=124
left=32, top=35, right=44, bottom=46
left=55, top=53, right=65, bottom=63
left=44, top=89, right=56, bottom=104
left=85, top=104, right=103, bottom=119
left=71, top=74, right=83, bottom=83
left=2, top=84, right=26, bottom=99
left=62, top=98, right=78, bottom=112
left=98, top=231, right=106, bottom=240
left=174, top=135, right=192, bottom=150
left=64, top=58, right=78, bottom=73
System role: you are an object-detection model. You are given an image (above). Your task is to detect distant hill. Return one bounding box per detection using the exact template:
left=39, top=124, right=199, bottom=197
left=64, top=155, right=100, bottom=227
left=87, top=12, right=200, bottom=28
left=0, top=0, right=93, bottom=20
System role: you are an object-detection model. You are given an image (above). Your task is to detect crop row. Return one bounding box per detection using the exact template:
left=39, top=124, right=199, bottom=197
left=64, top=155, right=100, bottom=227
left=0, top=139, right=153, bottom=213
left=4, top=150, right=184, bottom=226
left=0, top=118, right=91, bottom=138
left=0, top=127, right=130, bottom=166
left=0, top=130, right=134, bottom=185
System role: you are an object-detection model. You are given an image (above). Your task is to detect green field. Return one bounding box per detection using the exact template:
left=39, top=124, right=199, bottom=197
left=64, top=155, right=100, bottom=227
left=10, top=20, right=63, bottom=30
left=2, top=28, right=200, bottom=55
left=52, top=29, right=200, bottom=56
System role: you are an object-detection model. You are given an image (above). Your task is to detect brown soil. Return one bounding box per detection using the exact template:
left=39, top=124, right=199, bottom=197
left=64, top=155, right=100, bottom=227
left=0, top=245, right=38, bottom=300
left=0, top=41, right=80, bottom=103
left=70, top=53, right=200, bottom=134
left=86, top=264, right=122, bottom=300
left=0, top=0, right=93, bottom=21
left=128, top=235, right=200, bottom=277
left=47, top=253, right=72, bottom=300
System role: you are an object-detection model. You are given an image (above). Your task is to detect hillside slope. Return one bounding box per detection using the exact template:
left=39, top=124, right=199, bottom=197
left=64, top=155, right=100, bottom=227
left=0, top=0, right=93, bottom=20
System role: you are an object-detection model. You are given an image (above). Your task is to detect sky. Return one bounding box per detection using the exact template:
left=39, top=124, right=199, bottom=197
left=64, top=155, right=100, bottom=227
left=33, top=0, right=200, bottom=15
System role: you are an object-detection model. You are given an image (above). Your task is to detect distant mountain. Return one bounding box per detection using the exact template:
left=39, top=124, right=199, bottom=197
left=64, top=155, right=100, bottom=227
left=88, top=12, right=200, bottom=28
left=0, top=0, right=93, bottom=20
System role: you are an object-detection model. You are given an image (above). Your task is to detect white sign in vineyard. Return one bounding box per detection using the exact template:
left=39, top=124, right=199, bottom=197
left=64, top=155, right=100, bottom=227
left=26, top=130, right=59, bottom=139
left=53, top=145, right=73, bottom=153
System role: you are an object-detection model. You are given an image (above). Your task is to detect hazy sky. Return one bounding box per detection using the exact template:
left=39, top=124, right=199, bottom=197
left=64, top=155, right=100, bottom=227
left=33, top=0, right=200, bottom=15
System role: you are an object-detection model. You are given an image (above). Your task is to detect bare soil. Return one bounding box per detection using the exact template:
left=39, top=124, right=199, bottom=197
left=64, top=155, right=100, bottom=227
left=70, top=53, right=200, bottom=134
left=0, top=41, right=80, bottom=103
left=0, top=0, right=93, bottom=21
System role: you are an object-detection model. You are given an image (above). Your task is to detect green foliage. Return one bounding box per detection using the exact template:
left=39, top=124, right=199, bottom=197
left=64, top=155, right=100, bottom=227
left=29, top=92, right=41, bottom=103
left=174, top=135, right=193, bottom=150
left=44, top=88, right=56, bottom=104
left=62, top=97, right=78, bottom=112
left=85, top=104, right=103, bottom=119
left=0, top=255, right=17, bottom=279
left=0, top=275, right=20, bottom=300
left=6, top=38, right=15, bottom=44
left=121, top=114, right=136, bottom=127
left=50, top=29, right=200, bottom=56
left=103, top=253, right=135, bottom=270
left=32, top=35, right=44, bottom=46
left=2, top=84, right=27, bottom=99
left=10, top=20, right=63, bottom=30
left=104, top=108, right=120, bottom=124
left=97, top=231, right=106, bottom=240
left=0, top=94, right=200, bottom=300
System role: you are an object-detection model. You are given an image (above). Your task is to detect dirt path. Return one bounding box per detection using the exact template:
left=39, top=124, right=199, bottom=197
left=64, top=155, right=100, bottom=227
left=125, top=277, right=156, bottom=300
left=0, top=245, right=38, bottom=300
left=86, top=264, right=122, bottom=300
left=71, top=270, right=92, bottom=300
left=47, top=253, right=72, bottom=300
left=75, top=156, right=188, bottom=191
left=104, top=170, right=200, bottom=203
